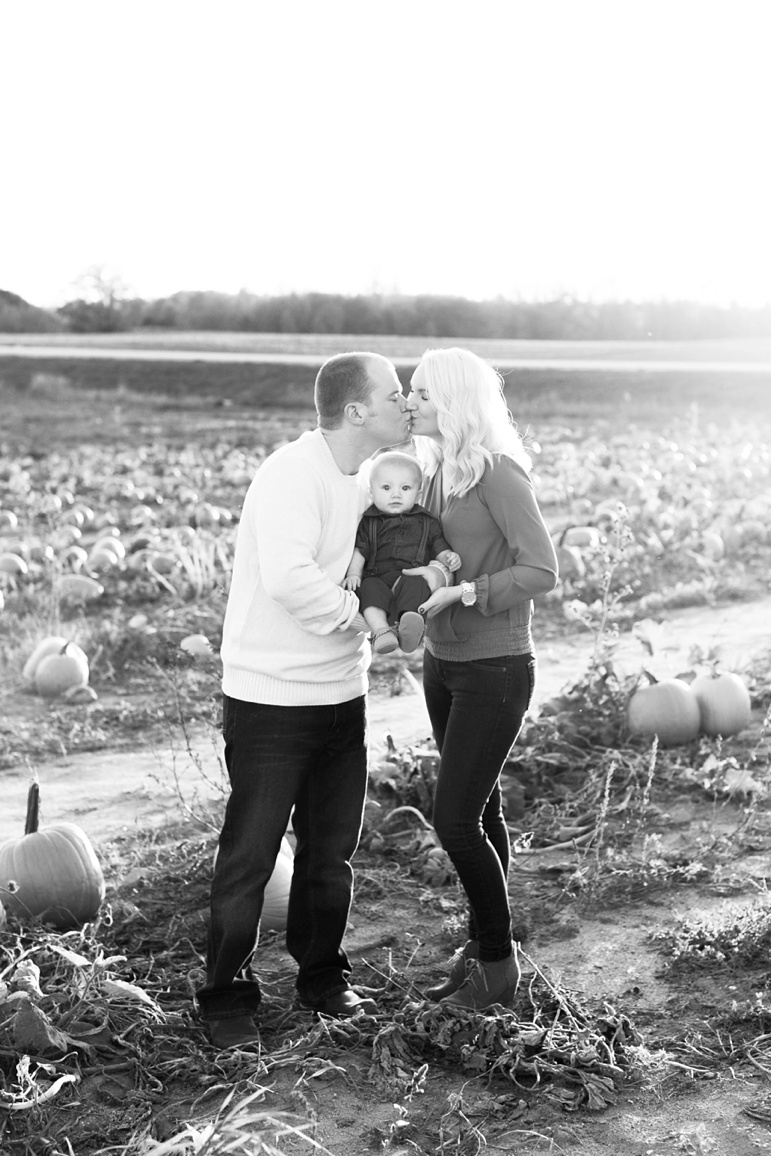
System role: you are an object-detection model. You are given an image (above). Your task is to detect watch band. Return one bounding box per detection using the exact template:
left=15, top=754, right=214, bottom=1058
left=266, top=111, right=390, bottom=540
left=460, top=580, right=477, bottom=606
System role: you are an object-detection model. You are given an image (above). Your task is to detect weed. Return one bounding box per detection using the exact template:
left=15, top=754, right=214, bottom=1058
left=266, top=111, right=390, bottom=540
left=653, top=894, right=771, bottom=970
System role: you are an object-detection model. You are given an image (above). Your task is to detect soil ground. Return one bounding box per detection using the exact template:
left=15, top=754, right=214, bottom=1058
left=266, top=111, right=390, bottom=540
left=3, top=596, right=771, bottom=1154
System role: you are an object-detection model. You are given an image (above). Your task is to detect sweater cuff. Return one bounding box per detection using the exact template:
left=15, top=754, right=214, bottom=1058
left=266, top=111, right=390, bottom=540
left=337, top=591, right=362, bottom=631
left=428, top=560, right=453, bottom=587
left=474, top=573, right=490, bottom=613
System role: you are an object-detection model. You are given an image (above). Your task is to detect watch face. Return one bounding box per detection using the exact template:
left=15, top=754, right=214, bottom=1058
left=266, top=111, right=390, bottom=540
left=461, top=582, right=476, bottom=605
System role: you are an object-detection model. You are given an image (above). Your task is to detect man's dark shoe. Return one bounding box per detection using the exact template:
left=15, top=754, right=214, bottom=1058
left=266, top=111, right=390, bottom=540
left=208, top=1013, right=261, bottom=1050
left=297, top=988, right=378, bottom=1018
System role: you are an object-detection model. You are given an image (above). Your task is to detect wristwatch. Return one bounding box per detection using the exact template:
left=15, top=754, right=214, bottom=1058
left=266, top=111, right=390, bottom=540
left=460, top=580, right=477, bottom=607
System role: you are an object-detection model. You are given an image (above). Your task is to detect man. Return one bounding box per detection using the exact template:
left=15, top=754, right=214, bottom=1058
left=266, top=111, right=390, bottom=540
left=197, top=351, right=412, bottom=1049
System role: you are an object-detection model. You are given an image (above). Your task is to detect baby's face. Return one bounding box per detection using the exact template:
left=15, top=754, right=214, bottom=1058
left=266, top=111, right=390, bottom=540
left=371, top=465, right=421, bottom=515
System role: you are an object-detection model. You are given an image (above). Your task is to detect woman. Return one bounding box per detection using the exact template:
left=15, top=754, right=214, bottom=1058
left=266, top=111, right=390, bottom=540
left=404, top=347, right=559, bottom=1011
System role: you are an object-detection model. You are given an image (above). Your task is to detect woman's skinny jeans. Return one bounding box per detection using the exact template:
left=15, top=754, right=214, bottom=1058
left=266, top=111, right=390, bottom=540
left=422, top=650, right=535, bottom=962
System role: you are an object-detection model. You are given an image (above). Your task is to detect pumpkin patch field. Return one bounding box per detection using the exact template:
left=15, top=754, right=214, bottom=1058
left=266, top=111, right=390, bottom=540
left=2, top=348, right=771, bottom=1155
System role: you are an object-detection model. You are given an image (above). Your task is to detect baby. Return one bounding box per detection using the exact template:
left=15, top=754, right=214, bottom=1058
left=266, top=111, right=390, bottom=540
left=344, top=451, right=461, bottom=654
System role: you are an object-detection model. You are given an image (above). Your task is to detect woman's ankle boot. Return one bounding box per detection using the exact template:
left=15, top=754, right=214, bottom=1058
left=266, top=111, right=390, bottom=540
left=441, top=953, right=520, bottom=1011
left=424, top=939, right=480, bottom=1002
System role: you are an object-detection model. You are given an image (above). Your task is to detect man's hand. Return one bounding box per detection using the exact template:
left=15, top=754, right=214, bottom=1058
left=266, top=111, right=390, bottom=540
left=342, top=575, right=361, bottom=590
left=402, top=564, right=446, bottom=594
left=418, top=585, right=462, bottom=618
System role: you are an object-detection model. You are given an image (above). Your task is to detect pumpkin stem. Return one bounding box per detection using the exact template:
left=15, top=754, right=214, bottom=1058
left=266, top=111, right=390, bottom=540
left=24, top=782, right=41, bottom=836
left=641, top=669, right=659, bottom=686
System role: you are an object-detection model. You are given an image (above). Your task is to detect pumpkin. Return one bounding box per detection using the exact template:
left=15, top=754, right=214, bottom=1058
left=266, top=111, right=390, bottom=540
left=87, top=548, right=122, bottom=572
left=22, top=635, right=72, bottom=683
left=627, top=675, right=701, bottom=746
left=699, top=531, right=725, bottom=561
left=180, top=633, right=214, bottom=656
left=34, top=642, right=89, bottom=699
left=0, top=783, right=105, bottom=930
left=59, top=544, right=90, bottom=571
left=0, top=552, right=29, bottom=575
left=262, top=838, right=294, bottom=932
left=553, top=528, right=586, bottom=581
left=57, top=574, right=104, bottom=603
left=561, top=526, right=602, bottom=549
left=91, top=535, right=126, bottom=560
left=691, top=670, right=752, bottom=737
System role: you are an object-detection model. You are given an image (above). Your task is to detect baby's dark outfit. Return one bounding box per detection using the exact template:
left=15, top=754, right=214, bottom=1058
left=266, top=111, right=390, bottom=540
left=355, top=504, right=451, bottom=623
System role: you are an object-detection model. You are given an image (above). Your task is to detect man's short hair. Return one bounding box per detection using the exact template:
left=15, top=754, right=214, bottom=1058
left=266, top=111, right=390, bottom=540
left=315, top=352, right=375, bottom=429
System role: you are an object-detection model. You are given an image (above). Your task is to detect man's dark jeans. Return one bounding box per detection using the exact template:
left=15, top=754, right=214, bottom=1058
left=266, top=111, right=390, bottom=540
left=196, top=693, right=368, bottom=1020
left=423, top=650, right=535, bottom=962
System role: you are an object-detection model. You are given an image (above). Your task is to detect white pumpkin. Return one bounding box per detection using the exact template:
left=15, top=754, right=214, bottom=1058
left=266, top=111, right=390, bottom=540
left=627, top=677, right=701, bottom=746
left=262, top=838, right=294, bottom=932
left=57, top=574, right=104, bottom=603
left=180, top=633, right=215, bottom=656
left=34, top=643, right=90, bottom=699
left=691, top=671, right=752, bottom=737
left=24, top=636, right=67, bottom=682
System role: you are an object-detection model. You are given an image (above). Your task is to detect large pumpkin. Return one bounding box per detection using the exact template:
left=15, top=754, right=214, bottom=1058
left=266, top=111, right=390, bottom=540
left=627, top=676, right=701, bottom=746
left=691, top=670, right=752, bottom=737
left=0, top=783, right=105, bottom=930
left=22, top=636, right=71, bottom=683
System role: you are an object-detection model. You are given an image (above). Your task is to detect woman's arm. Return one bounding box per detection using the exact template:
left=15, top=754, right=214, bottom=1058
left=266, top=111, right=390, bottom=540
left=473, top=460, right=559, bottom=614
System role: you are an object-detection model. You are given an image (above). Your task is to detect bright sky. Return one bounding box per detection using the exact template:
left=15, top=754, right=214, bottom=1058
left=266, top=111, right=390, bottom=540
left=3, top=0, right=770, bottom=310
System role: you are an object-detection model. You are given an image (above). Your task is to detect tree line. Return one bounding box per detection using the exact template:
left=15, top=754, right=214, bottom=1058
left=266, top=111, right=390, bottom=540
left=2, top=285, right=770, bottom=340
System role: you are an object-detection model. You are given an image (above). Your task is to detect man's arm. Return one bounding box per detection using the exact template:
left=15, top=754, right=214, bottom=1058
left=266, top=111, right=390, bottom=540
left=401, top=560, right=454, bottom=592
left=251, top=455, right=361, bottom=635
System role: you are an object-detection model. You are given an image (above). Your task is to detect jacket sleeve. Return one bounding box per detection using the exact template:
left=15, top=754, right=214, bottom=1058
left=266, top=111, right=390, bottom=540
left=474, top=459, right=559, bottom=615
left=427, top=515, right=452, bottom=558
left=354, top=517, right=370, bottom=559
left=247, top=454, right=360, bottom=635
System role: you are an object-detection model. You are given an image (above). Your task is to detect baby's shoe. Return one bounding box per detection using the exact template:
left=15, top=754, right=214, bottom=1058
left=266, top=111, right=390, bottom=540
left=397, top=611, right=425, bottom=653
left=371, top=626, right=399, bottom=655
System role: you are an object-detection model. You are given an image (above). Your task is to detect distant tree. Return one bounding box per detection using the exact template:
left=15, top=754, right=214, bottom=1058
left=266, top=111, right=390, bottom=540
left=58, top=265, right=133, bottom=332
left=85, top=286, right=771, bottom=340
left=0, top=288, right=63, bottom=333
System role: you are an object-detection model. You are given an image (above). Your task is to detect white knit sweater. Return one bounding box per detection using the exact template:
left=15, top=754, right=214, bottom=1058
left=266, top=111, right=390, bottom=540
left=221, top=429, right=370, bottom=706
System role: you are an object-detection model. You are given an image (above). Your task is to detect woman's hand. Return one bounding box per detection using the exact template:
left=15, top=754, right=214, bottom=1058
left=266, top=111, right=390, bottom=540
left=418, top=585, right=462, bottom=619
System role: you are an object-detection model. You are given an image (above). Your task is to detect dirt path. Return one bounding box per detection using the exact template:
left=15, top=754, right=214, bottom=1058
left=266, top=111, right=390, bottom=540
left=3, top=598, right=771, bottom=1155
left=2, top=596, right=770, bottom=848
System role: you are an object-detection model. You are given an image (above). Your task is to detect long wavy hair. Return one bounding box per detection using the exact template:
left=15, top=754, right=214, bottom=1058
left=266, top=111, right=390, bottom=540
left=413, top=347, right=531, bottom=497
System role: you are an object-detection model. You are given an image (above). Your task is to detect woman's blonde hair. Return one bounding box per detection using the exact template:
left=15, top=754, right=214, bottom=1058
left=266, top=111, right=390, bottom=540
left=414, top=347, right=531, bottom=497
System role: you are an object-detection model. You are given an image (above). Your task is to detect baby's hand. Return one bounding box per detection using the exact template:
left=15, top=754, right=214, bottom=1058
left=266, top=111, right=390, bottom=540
left=342, top=575, right=361, bottom=590
left=437, top=549, right=462, bottom=573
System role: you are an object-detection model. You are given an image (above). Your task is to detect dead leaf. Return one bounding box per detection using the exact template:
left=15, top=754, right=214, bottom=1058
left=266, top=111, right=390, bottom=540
left=12, top=999, right=71, bottom=1055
